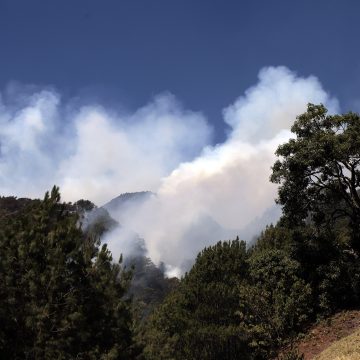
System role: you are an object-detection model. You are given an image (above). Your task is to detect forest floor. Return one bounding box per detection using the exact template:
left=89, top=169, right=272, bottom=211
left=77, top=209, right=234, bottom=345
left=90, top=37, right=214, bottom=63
left=280, top=310, right=360, bottom=359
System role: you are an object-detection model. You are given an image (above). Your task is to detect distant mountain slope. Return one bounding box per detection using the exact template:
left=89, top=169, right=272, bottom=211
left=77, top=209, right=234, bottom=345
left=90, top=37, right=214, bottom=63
left=100, top=191, right=152, bottom=258
left=101, top=192, right=177, bottom=318
left=102, top=191, right=153, bottom=218
left=0, top=196, right=35, bottom=218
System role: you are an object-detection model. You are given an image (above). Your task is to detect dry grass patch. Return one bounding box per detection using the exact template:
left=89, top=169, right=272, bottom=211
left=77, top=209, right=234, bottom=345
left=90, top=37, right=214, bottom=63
left=314, top=328, right=360, bottom=360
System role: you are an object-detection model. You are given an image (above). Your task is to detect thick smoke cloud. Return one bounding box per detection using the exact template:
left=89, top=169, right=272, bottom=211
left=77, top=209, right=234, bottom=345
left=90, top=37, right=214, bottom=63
left=0, top=90, right=211, bottom=203
left=0, top=67, right=339, bottom=275
left=112, top=67, right=339, bottom=275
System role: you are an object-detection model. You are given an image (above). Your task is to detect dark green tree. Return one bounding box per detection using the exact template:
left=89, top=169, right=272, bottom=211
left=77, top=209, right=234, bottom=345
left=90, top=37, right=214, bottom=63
left=251, top=224, right=295, bottom=254
left=74, top=199, right=96, bottom=212
left=0, top=186, right=133, bottom=359
left=271, top=104, right=360, bottom=253
left=143, top=239, right=251, bottom=360
left=238, top=249, right=312, bottom=358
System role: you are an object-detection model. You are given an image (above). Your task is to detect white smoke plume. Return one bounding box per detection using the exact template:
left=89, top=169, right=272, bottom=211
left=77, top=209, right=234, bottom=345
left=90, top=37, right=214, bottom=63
left=0, top=67, right=339, bottom=275
left=0, top=88, right=211, bottom=202
left=108, top=67, right=339, bottom=275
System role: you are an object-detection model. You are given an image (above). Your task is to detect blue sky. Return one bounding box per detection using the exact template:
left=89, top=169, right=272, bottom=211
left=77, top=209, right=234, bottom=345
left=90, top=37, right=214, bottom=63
left=1, top=0, right=359, bottom=142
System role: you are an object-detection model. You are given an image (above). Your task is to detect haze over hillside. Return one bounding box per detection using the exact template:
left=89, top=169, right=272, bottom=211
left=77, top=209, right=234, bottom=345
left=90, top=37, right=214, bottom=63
left=100, top=191, right=282, bottom=274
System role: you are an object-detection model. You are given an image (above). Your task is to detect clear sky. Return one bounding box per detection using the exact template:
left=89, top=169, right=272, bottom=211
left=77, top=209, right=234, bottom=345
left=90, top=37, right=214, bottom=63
left=1, top=0, right=359, bottom=142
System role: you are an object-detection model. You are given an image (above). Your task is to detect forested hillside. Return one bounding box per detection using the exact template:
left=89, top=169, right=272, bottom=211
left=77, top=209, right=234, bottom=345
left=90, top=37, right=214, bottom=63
left=0, top=104, right=359, bottom=359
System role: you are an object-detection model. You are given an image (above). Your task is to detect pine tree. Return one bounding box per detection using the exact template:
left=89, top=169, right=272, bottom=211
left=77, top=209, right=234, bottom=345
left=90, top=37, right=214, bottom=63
left=0, top=186, right=134, bottom=359
left=143, top=239, right=251, bottom=360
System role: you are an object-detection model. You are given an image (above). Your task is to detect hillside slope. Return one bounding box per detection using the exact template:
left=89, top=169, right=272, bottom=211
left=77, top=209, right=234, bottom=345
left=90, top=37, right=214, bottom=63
left=284, top=310, right=360, bottom=359
left=102, top=191, right=153, bottom=218
left=314, top=328, right=360, bottom=360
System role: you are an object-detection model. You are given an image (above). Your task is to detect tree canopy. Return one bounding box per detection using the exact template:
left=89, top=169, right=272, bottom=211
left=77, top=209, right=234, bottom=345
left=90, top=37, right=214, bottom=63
left=142, top=240, right=313, bottom=360
left=0, top=187, right=134, bottom=359
left=271, top=104, right=360, bottom=252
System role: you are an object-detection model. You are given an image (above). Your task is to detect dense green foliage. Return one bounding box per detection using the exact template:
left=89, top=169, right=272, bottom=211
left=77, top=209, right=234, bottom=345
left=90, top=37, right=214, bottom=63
left=0, top=187, right=134, bottom=359
left=269, top=104, right=360, bottom=314
left=142, top=239, right=250, bottom=359
left=271, top=104, right=360, bottom=252
left=142, top=240, right=313, bottom=359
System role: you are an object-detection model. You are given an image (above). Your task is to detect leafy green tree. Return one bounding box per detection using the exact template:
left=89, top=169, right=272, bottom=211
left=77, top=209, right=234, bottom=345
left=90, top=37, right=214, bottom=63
left=271, top=104, right=360, bottom=252
left=143, top=239, right=251, bottom=360
left=251, top=224, right=295, bottom=254
left=143, top=241, right=314, bottom=360
left=74, top=199, right=96, bottom=212
left=239, top=249, right=312, bottom=358
left=0, top=186, right=134, bottom=359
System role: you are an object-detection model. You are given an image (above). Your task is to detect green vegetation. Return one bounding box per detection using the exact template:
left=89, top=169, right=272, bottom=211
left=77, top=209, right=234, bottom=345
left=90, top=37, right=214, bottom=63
left=0, top=187, right=134, bottom=359
left=141, top=242, right=313, bottom=359
left=271, top=103, right=360, bottom=252
left=0, top=104, right=359, bottom=359
left=142, top=240, right=250, bottom=359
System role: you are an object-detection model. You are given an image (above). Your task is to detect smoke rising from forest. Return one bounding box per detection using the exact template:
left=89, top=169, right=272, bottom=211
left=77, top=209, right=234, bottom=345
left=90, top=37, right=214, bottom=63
left=0, top=67, right=339, bottom=274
